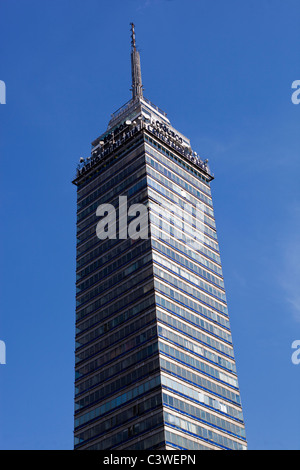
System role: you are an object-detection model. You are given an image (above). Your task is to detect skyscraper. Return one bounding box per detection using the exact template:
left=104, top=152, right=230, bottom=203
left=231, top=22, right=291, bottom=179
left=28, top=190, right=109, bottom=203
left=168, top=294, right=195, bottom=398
left=72, top=24, right=247, bottom=451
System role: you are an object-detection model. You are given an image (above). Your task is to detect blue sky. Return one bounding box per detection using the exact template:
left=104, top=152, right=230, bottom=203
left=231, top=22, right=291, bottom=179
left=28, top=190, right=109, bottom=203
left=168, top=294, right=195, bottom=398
left=0, top=0, right=299, bottom=450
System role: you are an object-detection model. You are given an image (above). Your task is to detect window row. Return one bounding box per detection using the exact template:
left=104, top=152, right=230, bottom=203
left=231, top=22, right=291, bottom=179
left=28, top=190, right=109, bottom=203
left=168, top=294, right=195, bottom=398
left=76, top=307, right=155, bottom=349
left=160, top=357, right=241, bottom=406
left=78, top=411, right=163, bottom=450
left=159, top=341, right=238, bottom=389
left=163, top=393, right=245, bottom=439
left=75, top=354, right=159, bottom=404
left=76, top=291, right=155, bottom=337
left=76, top=185, right=148, bottom=236
left=144, top=146, right=212, bottom=199
left=152, top=240, right=222, bottom=287
left=75, top=393, right=162, bottom=447
left=75, top=356, right=160, bottom=416
left=154, top=267, right=228, bottom=316
left=77, top=167, right=146, bottom=223
left=76, top=231, right=147, bottom=272
left=161, top=374, right=243, bottom=421
left=146, top=164, right=215, bottom=223
left=76, top=278, right=153, bottom=323
left=77, top=153, right=145, bottom=211
left=122, top=430, right=165, bottom=450
left=77, top=254, right=152, bottom=308
left=76, top=187, right=148, bottom=253
left=76, top=243, right=152, bottom=294
left=75, top=323, right=156, bottom=367
left=158, top=325, right=235, bottom=374
left=165, top=430, right=211, bottom=450
left=75, top=374, right=161, bottom=430
left=76, top=264, right=153, bottom=316
left=144, top=136, right=210, bottom=187
left=76, top=338, right=158, bottom=390
left=151, top=219, right=220, bottom=270
left=77, top=137, right=144, bottom=200
left=164, top=411, right=246, bottom=450
left=76, top=317, right=156, bottom=364
left=154, top=283, right=230, bottom=333
left=147, top=177, right=215, bottom=236
left=151, top=226, right=222, bottom=275
left=149, top=198, right=219, bottom=256
left=156, top=308, right=233, bottom=358
left=76, top=238, right=150, bottom=282
left=153, top=251, right=226, bottom=302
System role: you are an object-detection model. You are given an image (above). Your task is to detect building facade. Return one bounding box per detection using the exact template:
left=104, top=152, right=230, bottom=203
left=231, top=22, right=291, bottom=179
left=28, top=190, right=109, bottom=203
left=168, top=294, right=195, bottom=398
left=72, top=24, right=247, bottom=450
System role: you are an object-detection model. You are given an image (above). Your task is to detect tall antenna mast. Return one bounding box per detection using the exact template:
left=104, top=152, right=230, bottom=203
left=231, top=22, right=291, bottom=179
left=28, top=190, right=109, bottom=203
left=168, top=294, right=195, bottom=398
left=130, top=23, right=143, bottom=99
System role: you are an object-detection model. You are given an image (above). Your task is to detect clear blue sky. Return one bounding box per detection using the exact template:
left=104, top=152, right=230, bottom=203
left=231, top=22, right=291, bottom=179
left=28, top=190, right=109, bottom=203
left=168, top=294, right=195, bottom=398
left=0, top=0, right=299, bottom=450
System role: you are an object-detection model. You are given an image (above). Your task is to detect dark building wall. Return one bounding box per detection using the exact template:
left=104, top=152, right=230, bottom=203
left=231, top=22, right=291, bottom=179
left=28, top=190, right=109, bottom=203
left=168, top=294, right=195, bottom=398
left=74, top=134, right=164, bottom=450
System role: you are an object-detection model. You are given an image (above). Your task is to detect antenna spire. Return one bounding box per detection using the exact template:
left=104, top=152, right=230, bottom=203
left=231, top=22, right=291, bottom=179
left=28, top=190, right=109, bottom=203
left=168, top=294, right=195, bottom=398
left=130, top=23, right=143, bottom=99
